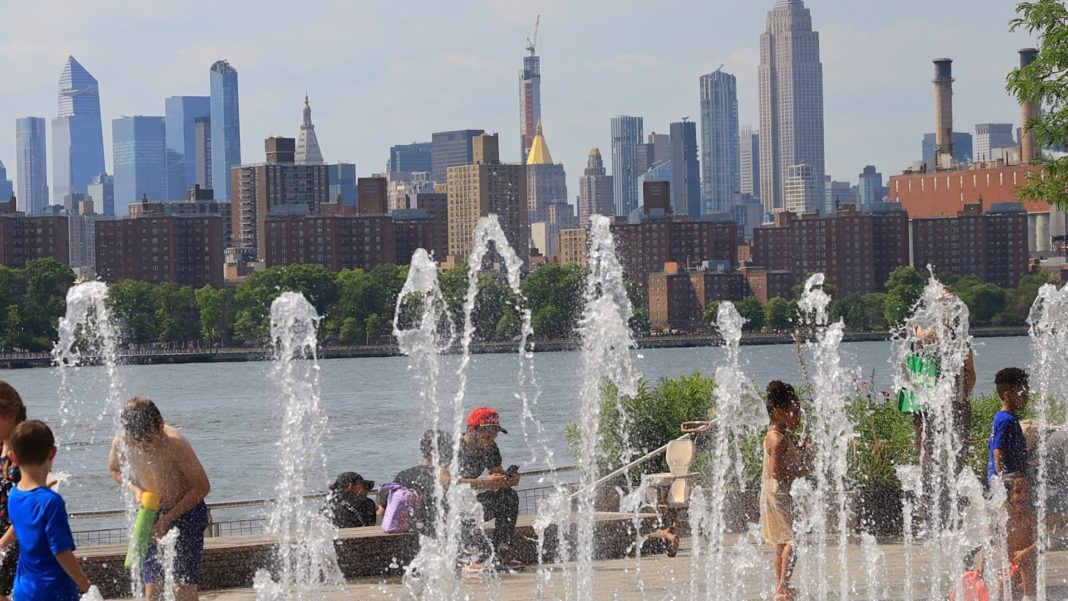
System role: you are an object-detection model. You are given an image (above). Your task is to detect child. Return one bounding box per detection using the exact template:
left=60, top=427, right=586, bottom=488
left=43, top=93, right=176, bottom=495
left=108, top=397, right=210, bottom=601
left=7, top=420, right=90, bottom=599
left=760, top=381, right=810, bottom=601
left=0, top=381, right=27, bottom=601
left=1003, top=473, right=1037, bottom=601
left=988, top=368, right=1029, bottom=485
left=328, top=472, right=378, bottom=528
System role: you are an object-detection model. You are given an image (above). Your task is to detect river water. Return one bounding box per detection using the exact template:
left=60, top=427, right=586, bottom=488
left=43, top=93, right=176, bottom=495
left=0, top=336, right=1029, bottom=513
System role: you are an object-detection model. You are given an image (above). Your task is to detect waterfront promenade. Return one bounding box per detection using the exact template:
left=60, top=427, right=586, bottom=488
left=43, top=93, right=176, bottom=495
left=123, top=539, right=1068, bottom=600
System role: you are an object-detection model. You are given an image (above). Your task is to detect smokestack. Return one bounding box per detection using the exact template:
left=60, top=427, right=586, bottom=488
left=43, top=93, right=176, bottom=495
left=1019, top=48, right=1040, bottom=162
left=933, top=58, right=954, bottom=169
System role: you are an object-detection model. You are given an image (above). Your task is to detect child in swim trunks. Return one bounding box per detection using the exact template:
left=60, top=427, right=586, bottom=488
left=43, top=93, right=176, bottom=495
left=760, top=381, right=810, bottom=601
left=108, top=397, right=211, bottom=601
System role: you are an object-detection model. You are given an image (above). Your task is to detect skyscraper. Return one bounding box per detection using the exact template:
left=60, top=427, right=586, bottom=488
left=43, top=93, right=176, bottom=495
left=0, top=161, right=12, bottom=202
left=52, top=56, right=105, bottom=207
left=210, top=60, right=241, bottom=200
left=15, top=117, right=48, bottom=214
left=578, top=148, right=613, bottom=226
left=164, top=96, right=211, bottom=199
left=388, top=142, right=432, bottom=175
left=519, top=28, right=542, bottom=162
left=525, top=121, right=567, bottom=224
left=857, top=165, right=884, bottom=209
left=194, top=116, right=211, bottom=188
left=784, top=163, right=819, bottom=214
left=295, top=95, right=324, bottom=165
left=739, top=126, right=760, bottom=200
left=431, top=129, right=484, bottom=183
left=758, top=0, right=825, bottom=214
left=973, top=123, right=1016, bottom=162
left=700, top=69, right=740, bottom=215
left=921, top=132, right=973, bottom=165
left=669, top=120, right=701, bottom=218
left=611, top=115, right=644, bottom=216
left=86, top=172, right=114, bottom=217
left=112, top=116, right=166, bottom=216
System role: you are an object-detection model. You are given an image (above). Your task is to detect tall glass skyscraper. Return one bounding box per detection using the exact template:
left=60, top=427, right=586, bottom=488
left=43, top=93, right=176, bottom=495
left=113, top=116, right=166, bottom=216
left=610, top=115, right=643, bottom=216
left=165, top=96, right=211, bottom=199
left=699, top=69, right=740, bottom=215
left=15, top=117, right=49, bottom=214
left=670, top=120, right=701, bottom=218
left=210, top=60, right=241, bottom=200
left=759, top=0, right=825, bottom=214
left=0, top=160, right=12, bottom=202
left=52, top=56, right=105, bottom=207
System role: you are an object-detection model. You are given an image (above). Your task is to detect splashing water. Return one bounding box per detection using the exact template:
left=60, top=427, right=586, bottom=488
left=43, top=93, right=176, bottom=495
left=795, top=273, right=856, bottom=601
left=1027, top=281, right=1068, bottom=601
left=159, top=527, right=180, bottom=601
left=51, top=282, right=143, bottom=595
left=254, top=292, right=342, bottom=601
left=689, top=301, right=765, bottom=599
left=572, top=215, right=639, bottom=600
left=890, top=271, right=973, bottom=597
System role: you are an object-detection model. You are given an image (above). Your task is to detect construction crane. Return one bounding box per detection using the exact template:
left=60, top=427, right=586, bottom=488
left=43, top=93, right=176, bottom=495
left=526, top=15, right=540, bottom=56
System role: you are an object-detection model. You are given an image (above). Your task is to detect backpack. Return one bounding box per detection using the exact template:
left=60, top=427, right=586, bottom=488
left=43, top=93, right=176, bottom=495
left=380, top=482, right=421, bottom=533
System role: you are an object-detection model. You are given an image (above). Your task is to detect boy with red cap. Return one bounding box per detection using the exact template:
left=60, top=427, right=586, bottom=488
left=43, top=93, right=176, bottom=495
left=459, top=407, right=521, bottom=570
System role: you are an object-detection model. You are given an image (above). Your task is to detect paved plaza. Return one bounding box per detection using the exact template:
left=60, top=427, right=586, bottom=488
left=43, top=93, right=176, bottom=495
left=124, top=539, right=1068, bottom=600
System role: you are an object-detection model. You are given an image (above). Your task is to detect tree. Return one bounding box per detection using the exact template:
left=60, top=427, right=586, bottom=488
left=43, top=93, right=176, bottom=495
left=791, top=274, right=836, bottom=300
left=735, top=297, right=766, bottom=332
left=107, top=280, right=160, bottom=345
left=195, top=286, right=235, bottom=346
left=625, top=280, right=649, bottom=337
left=765, top=297, right=796, bottom=333
left=883, top=266, right=927, bottom=326
left=0, top=267, right=22, bottom=350
left=1008, top=0, right=1068, bottom=210
left=958, top=282, right=1008, bottom=326
left=154, top=283, right=200, bottom=344
left=364, top=313, right=391, bottom=344
left=233, top=264, right=340, bottom=345
left=20, top=259, right=75, bottom=350
left=701, top=301, right=721, bottom=333
left=521, top=264, right=584, bottom=339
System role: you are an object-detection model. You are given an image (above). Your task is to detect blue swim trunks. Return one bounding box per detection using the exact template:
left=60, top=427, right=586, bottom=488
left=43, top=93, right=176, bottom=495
left=143, top=501, right=209, bottom=585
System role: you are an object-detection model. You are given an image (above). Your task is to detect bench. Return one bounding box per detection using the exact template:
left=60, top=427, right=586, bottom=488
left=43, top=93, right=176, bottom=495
left=81, top=512, right=659, bottom=597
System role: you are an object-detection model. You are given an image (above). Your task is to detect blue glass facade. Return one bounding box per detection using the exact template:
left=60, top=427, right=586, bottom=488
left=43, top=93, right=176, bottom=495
left=328, top=163, right=357, bottom=205
left=210, top=60, right=241, bottom=200
left=52, top=56, right=105, bottom=207
left=0, top=160, right=12, bottom=202
left=611, top=115, right=643, bottom=216
left=165, top=96, right=211, bottom=199
left=113, top=116, right=166, bottom=216
left=16, top=117, right=49, bottom=214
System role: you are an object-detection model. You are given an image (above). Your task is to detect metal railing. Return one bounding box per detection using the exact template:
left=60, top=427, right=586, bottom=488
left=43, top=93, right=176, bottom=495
left=70, top=466, right=579, bottom=547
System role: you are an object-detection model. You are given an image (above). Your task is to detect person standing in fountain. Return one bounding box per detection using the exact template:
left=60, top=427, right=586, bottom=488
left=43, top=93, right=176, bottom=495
left=760, top=381, right=810, bottom=601
left=987, top=368, right=1030, bottom=484
left=1002, top=473, right=1037, bottom=601
left=108, top=397, right=211, bottom=601
left=0, top=382, right=27, bottom=601
left=458, top=407, right=521, bottom=569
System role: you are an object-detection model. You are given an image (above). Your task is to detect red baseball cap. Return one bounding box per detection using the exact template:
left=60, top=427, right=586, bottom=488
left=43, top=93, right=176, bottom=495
left=466, top=407, right=508, bottom=434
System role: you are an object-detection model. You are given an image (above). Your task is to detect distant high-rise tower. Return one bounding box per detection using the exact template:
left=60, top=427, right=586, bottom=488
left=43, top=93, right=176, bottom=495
left=52, top=56, right=105, bottom=208
left=86, top=172, right=114, bottom=217
left=739, top=126, right=760, bottom=200
left=210, top=60, right=241, bottom=200
left=579, top=148, right=614, bottom=226
left=758, top=0, right=825, bottom=214
left=973, top=123, right=1017, bottom=162
left=519, top=17, right=542, bottom=161
left=431, top=129, right=484, bottom=183
left=525, top=121, right=567, bottom=224
left=857, top=165, right=884, bottom=209
left=164, top=96, right=211, bottom=199
left=194, top=116, right=212, bottom=188
left=611, top=115, right=644, bottom=216
left=700, top=70, right=740, bottom=215
left=113, top=116, right=166, bottom=216
left=670, top=120, right=701, bottom=218
left=0, top=160, right=12, bottom=202
left=296, top=95, right=324, bottom=165
left=388, top=142, right=432, bottom=175
left=16, top=117, right=49, bottom=214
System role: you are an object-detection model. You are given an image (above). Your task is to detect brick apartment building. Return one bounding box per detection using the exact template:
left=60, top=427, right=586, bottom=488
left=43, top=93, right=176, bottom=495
left=751, top=204, right=910, bottom=296
left=95, top=210, right=223, bottom=288
left=264, top=203, right=396, bottom=271
left=0, top=198, right=69, bottom=268
left=911, top=200, right=1029, bottom=288
left=648, top=262, right=748, bottom=331
left=612, top=217, right=737, bottom=297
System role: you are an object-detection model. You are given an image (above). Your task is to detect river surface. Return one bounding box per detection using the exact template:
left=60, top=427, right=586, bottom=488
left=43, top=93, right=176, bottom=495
left=0, top=336, right=1030, bottom=513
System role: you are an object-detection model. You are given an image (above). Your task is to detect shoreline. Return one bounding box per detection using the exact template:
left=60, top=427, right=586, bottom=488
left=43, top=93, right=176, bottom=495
left=0, top=326, right=1029, bottom=370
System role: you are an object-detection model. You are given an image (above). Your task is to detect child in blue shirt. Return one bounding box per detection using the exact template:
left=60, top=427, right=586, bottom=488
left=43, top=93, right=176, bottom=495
left=988, top=367, right=1030, bottom=485
left=7, top=420, right=90, bottom=600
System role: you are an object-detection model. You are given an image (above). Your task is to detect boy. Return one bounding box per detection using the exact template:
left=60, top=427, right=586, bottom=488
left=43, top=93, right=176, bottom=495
left=328, top=472, right=377, bottom=528
left=458, top=407, right=521, bottom=569
left=108, top=397, right=210, bottom=601
left=1003, top=473, right=1037, bottom=601
left=389, top=429, right=452, bottom=536
left=7, top=420, right=90, bottom=599
left=760, top=381, right=810, bottom=601
left=988, top=368, right=1029, bottom=485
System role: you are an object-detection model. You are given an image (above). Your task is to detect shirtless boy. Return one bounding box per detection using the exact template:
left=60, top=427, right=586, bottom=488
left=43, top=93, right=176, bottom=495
left=1003, top=473, right=1037, bottom=601
left=108, top=397, right=211, bottom=601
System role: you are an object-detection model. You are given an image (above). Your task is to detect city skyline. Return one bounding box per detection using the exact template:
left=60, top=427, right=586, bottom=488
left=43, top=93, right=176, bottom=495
left=0, top=1, right=1037, bottom=207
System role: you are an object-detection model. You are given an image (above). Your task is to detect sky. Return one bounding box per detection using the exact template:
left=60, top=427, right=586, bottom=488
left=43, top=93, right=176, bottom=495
left=0, top=0, right=1039, bottom=201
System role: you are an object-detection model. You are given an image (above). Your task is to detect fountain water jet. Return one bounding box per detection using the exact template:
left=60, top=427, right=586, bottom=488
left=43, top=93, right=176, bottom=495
left=254, top=291, right=342, bottom=600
